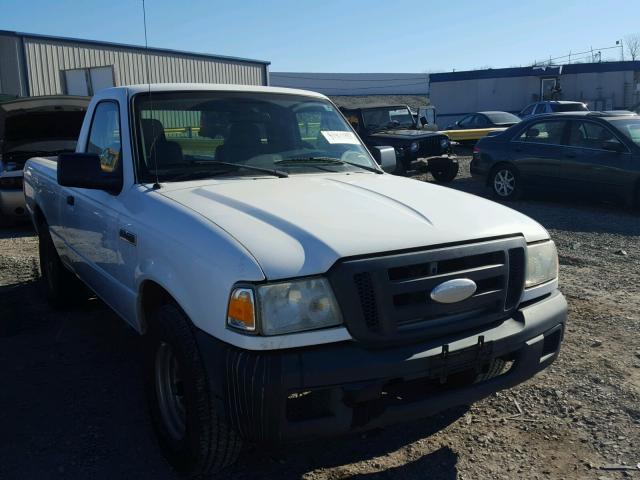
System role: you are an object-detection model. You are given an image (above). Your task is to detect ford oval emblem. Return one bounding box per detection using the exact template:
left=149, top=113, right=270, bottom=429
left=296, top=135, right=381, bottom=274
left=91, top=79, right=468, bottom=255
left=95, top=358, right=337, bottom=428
left=430, top=278, right=477, bottom=304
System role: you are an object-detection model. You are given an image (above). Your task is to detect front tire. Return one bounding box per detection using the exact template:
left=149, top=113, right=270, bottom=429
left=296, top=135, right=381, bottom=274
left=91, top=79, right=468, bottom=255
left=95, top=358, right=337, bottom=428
left=490, top=164, right=521, bottom=200
left=144, top=304, right=241, bottom=477
left=431, top=162, right=459, bottom=183
left=38, top=220, right=86, bottom=307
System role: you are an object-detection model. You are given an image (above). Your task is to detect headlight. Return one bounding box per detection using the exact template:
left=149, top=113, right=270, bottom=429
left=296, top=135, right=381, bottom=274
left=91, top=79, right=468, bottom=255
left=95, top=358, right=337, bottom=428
left=227, top=277, right=343, bottom=335
left=525, top=241, right=558, bottom=288
left=409, top=141, right=419, bottom=153
left=440, top=137, right=450, bottom=150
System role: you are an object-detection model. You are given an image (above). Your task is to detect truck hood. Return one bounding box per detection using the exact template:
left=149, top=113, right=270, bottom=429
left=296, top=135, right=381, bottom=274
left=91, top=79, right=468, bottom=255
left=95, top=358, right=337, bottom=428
left=368, top=129, right=442, bottom=140
left=160, top=173, right=549, bottom=280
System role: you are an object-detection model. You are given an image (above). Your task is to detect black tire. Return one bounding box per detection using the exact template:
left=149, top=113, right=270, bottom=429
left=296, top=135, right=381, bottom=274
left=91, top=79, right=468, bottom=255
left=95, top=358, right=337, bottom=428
left=490, top=164, right=521, bottom=200
left=393, top=159, right=407, bottom=176
left=38, top=220, right=86, bottom=307
left=634, top=185, right=640, bottom=213
left=476, top=359, right=506, bottom=382
left=431, top=162, right=460, bottom=183
left=144, top=304, right=241, bottom=477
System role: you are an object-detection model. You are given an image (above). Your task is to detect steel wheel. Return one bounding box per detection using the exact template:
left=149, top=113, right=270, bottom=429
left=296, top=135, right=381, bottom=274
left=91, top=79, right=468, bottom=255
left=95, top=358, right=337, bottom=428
left=493, top=168, right=516, bottom=198
left=155, top=342, right=186, bottom=441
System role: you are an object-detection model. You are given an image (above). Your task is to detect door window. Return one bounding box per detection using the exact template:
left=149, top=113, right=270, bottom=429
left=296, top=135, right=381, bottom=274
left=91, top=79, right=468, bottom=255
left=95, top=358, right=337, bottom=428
left=533, top=103, right=547, bottom=115
left=567, top=121, right=623, bottom=150
left=87, top=102, right=122, bottom=174
left=473, top=115, right=489, bottom=128
left=517, top=121, right=565, bottom=144
left=520, top=104, right=535, bottom=117
left=458, top=115, right=475, bottom=128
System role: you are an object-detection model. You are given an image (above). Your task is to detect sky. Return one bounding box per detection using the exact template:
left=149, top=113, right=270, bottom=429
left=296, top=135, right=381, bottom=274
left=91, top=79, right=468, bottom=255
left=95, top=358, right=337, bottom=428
left=1, top=0, right=638, bottom=73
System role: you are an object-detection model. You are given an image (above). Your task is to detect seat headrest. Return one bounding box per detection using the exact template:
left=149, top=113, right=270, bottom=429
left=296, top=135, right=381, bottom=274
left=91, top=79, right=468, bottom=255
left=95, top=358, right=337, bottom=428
left=141, top=119, right=167, bottom=152
left=226, top=123, right=261, bottom=147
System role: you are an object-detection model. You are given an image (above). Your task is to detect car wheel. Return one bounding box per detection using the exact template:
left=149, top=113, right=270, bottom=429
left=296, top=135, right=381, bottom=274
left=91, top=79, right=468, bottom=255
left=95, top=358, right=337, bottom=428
left=431, top=162, right=459, bottom=183
left=38, top=220, right=86, bottom=307
left=491, top=165, right=520, bottom=200
left=144, top=304, right=241, bottom=477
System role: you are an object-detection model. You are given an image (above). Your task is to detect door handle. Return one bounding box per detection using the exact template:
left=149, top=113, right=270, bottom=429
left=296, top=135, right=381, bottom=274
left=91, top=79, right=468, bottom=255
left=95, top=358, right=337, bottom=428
left=564, top=153, right=576, bottom=159
left=66, top=195, right=75, bottom=206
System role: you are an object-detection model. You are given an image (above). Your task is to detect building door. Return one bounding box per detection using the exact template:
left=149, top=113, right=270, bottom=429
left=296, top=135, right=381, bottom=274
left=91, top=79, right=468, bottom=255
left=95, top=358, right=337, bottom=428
left=541, top=78, right=558, bottom=100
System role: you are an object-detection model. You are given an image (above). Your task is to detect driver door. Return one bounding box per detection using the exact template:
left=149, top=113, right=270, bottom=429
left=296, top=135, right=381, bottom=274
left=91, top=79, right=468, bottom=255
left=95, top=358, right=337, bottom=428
left=60, top=101, right=133, bottom=316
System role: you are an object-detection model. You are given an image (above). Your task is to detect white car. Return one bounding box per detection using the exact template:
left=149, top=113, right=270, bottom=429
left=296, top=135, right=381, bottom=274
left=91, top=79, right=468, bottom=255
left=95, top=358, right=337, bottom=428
left=24, top=84, right=566, bottom=477
left=0, top=95, right=88, bottom=221
left=519, top=100, right=588, bottom=119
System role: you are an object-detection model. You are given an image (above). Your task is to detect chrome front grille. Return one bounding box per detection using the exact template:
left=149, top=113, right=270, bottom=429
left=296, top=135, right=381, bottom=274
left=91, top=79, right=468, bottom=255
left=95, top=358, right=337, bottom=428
left=328, top=237, right=526, bottom=346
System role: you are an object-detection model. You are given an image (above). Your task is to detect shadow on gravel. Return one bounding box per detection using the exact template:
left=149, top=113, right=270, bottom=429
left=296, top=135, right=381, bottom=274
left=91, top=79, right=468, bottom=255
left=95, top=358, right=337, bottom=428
left=0, top=223, right=34, bottom=239
left=0, top=276, right=465, bottom=480
left=228, top=409, right=465, bottom=479
left=346, top=447, right=458, bottom=480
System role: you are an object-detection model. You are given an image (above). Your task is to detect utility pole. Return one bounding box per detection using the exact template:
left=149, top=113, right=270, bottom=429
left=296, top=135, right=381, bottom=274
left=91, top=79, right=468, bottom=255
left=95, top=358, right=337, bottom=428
left=616, top=40, right=624, bottom=60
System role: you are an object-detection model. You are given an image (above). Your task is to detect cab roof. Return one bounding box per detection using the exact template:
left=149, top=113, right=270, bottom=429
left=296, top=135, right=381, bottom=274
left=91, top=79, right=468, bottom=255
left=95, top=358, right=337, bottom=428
left=113, top=83, right=329, bottom=100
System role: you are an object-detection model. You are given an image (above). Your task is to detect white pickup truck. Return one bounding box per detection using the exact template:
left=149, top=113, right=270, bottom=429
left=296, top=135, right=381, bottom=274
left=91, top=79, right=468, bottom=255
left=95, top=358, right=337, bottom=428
left=24, top=84, right=566, bottom=477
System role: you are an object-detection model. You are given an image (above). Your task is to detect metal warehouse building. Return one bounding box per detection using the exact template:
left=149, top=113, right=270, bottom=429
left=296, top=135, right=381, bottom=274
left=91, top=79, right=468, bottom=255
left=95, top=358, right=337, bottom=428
left=430, top=61, right=640, bottom=125
left=0, top=30, right=270, bottom=98
left=270, top=72, right=429, bottom=96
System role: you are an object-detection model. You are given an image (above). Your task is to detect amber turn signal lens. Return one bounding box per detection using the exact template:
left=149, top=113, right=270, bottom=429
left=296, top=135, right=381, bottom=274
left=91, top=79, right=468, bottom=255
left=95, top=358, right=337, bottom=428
left=227, top=288, right=256, bottom=331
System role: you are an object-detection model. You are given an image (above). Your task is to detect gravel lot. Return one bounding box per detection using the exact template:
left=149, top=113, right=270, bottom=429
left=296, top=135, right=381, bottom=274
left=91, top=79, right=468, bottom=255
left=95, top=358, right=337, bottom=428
left=1, top=155, right=639, bottom=479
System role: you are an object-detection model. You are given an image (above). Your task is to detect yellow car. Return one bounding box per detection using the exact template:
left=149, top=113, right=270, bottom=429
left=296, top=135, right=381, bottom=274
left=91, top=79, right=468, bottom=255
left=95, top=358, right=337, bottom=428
left=441, top=111, right=520, bottom=145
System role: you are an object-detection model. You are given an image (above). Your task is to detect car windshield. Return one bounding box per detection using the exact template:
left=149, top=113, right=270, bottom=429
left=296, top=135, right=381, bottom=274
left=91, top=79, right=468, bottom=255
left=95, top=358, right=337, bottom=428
left=484, top=112, right=521, bottom=124
left=133, top=91, right=377, bottom=182
left=550, top=103, right=588, bottom=112
left=609, top=118, right=640, bottom=147
left=361, top=107, right=415, bottom=130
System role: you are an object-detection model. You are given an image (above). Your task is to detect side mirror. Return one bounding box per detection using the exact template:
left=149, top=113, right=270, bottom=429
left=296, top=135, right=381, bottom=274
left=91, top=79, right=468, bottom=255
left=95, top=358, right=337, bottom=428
left=602, top=140, right=624, bottom=152
left=58, top=152, right=123, bottom=193
left=370, top=146, right=396, bottom=172
left=419, top=116, right=428, bottom=126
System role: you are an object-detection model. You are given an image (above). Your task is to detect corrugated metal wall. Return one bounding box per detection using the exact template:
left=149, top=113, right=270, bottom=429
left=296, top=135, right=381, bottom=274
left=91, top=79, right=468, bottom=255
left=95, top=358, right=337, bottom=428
left=22, top=37, right=266, bottom=96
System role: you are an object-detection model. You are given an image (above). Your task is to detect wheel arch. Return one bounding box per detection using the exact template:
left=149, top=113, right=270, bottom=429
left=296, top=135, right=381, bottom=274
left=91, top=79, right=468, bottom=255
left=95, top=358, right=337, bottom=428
left=138, top=279, right=187, bottom=334
left=32, top=203, right=46, bottom=232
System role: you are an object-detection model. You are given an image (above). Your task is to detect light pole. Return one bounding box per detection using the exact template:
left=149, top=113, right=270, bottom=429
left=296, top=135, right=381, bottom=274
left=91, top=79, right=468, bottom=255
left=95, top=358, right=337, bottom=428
left=616, top=40, right=624, bottom=61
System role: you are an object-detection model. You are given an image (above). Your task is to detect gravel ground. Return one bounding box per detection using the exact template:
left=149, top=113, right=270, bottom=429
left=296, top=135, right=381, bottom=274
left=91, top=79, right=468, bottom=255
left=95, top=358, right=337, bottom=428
left=1, top=155, right=639, bottom=479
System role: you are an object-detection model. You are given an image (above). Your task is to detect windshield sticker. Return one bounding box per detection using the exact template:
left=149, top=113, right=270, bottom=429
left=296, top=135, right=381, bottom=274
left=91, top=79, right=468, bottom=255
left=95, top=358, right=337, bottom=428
left=321, top=131, right=360, bottom=144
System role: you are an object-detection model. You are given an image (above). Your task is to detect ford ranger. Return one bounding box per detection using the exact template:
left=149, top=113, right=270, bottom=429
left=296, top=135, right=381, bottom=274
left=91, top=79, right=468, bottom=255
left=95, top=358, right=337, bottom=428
left=24, top=84, right=566, bottom=477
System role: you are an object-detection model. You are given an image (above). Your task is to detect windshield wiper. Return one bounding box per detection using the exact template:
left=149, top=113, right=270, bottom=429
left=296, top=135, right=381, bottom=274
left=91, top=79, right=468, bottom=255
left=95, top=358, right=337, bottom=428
left=165, top=161, right=288, bottom=183
left=276, top=157, right=382, bottom=174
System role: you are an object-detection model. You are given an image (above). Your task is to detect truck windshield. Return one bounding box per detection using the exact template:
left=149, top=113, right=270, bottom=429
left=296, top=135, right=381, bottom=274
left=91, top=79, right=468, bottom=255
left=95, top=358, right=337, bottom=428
left=133, top=91, right=378, bottom=182
left=361, top=107, right=415, bottom=131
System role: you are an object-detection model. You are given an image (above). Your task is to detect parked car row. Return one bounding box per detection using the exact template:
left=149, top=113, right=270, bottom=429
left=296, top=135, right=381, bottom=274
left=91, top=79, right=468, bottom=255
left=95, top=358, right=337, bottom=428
left=470, top=111, right=640, bottom=208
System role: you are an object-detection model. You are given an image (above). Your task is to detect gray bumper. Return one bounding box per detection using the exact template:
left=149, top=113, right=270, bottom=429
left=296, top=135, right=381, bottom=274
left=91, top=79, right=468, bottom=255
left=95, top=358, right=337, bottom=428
left=196, top=291, right=567, bottom=443
left=0, top=188, right=27, bottom=217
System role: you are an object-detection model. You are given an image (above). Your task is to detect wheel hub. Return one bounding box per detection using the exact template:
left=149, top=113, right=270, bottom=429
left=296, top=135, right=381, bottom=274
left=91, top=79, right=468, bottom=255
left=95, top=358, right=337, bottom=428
left=155, top=342, right=186, bottom=441
left=494, top=169, right=515, bottom=197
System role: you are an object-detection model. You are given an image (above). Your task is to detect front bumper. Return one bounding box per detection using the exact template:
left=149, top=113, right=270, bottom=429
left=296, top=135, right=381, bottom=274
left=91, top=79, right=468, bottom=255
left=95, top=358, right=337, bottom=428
left=196, top=291, right=566, bottom=443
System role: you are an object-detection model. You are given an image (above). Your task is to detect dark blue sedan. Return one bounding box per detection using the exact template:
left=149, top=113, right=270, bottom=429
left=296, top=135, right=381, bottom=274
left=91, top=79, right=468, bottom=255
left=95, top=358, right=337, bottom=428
left=470, top=112, right=640, bottom=209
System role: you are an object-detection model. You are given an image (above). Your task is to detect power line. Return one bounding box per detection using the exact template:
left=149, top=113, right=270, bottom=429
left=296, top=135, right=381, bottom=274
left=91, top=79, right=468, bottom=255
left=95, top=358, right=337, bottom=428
left=271, top=73, right=428, bottom=82
left=532, top=44, right=622, bottom=65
